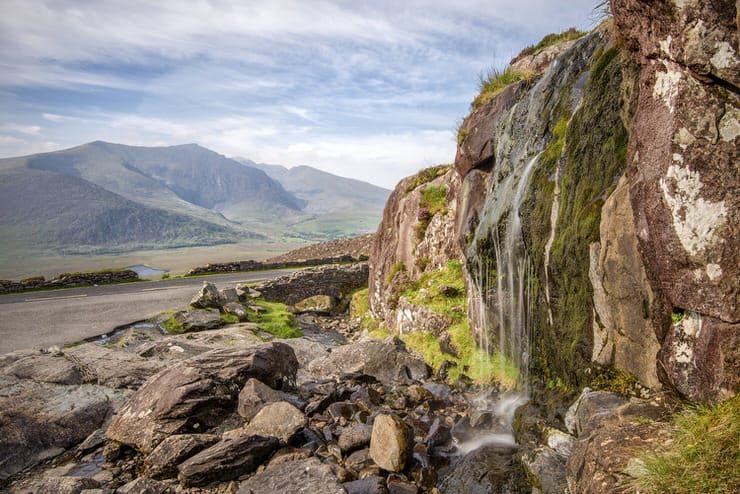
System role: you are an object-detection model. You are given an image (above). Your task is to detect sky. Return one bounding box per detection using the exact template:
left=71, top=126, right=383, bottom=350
left=0, top=0, right=599, bottom=188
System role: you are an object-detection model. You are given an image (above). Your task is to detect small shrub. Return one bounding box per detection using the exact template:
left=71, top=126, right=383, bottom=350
left=635, top=395, right=740, bottom=494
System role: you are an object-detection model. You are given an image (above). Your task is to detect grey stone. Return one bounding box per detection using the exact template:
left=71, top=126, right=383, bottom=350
left=144, top=434, right=220, bottom=479
left=237, top=457, right=346, bottom=494
left=116, top=477, right=174, bottom=494
left=338, top=424, right=373, bottom=453
left=190, top=281, right=224, bottom=309
left=172, top=308, right=224, bottom=332
left=0, top=350, right=82, bottom=385
left=242, top=401, right=306, bottom=443
left=223, top=302, right=249, bottom=321
left=178, top=434, right=279, bottom=487
left=344, top=476, right=388, bottom=494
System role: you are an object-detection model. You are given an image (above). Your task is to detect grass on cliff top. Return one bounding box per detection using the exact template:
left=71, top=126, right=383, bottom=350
left=635, top=395, right=740, bottom=494
left=405, top=165, right=451, bottom=194
left=250, top=299, right=302, bottom=338
left=472, top=67, right=534, bottom=109
left=513, top=27, right=587, bottom=62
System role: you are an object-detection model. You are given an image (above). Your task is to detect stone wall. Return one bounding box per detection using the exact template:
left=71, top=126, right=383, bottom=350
left=186, top=254, right=366, bottom=276
left=256, top=262, right=369, bottom=306
left=0, top=269, right=140, bottom=294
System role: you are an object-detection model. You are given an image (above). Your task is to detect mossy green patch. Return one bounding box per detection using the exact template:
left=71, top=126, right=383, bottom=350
left=161, top=315, right=186, bottom=334
left=250, top=299, right=302, bottom=338
left=386, top=261, right=407, bottom=286
left=635, top=395, right=740, bottom=494
left=591, top=367, right=642, bottom=397
left=402, top=260, right=465, bottom=319
left=220, top=313, right=240, bottom=324
left=415, top=184, right=449, bottom=242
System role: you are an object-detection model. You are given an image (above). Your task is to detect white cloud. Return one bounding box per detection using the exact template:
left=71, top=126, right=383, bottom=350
left=0, top=124, right=41, bottom=135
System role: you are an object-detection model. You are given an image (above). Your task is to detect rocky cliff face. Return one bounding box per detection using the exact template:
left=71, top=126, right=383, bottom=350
left=369, top=1, right=737, bottom=403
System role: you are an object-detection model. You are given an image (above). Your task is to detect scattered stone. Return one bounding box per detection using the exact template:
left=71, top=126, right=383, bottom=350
left=106, top=343, right=299, bottom=453
left=237, top=457, right=346, bottom=494
left=242, top=402, right=306, bottom=443
left=116, top=477, right=174, bottom=494
left=223, top=302, right=249, bottom=321
left=238, top=378, right=285, bottom=420
left=144, top=434, right=220, bottom=479
left=369, top=414, right=413, bottom=472
left=344, top=475, right=389, bottom=494
left=338, top=424, right=373, bottom=453
left=172, top=308, right=224, bottom=332
left=190, top=281, right=224, bottom=309
left=294, top=295, right=336, bottom=314
left=178, top=434, right=279, bottom=487
left=387, top=478, right=418, bottom=494
left=219, top=287, right=240, bottom=304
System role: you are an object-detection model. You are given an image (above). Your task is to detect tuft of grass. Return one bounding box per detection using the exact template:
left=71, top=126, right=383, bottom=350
left=513, top=27, right=587, bottom=62
left=386, top=261, right=407, bottom=286
left=405, top=165, right=451, bottom=194
left=591, top=367, right=641, bottom=396
left=420, top=185, right=448, bottom=216
left=635, top=395, right=740, bottom=494
left=250, top=299, right=302, bottom=338
left=472, top=67, right=536, bottom=109
left=162, top=315, right=186, bottom=334
left=402, top=260, right=465, bottom=319
left=457, top=125, right=468, bottom=147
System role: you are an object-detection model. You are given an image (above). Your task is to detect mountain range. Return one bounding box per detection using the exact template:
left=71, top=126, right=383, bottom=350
left=0, top=141, right=390, bottom=255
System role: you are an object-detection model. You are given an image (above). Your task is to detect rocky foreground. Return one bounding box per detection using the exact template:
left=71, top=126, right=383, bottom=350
left=0, top=264, right=679, bottom=494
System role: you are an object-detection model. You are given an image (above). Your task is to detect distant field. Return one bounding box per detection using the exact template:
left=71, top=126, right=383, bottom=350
left=0, top=239, right=307, bottom=279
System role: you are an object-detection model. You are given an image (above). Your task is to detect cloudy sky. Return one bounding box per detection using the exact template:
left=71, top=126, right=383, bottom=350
left=0, top=0, right=598, bottom=188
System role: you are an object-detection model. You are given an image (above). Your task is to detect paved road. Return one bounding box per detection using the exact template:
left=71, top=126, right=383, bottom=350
left=0, top=269, right=296, bottom=355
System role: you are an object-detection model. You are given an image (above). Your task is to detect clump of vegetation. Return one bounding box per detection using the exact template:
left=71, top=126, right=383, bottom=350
left=415, top=185, right=449, bottom=242
left=671, top=310, right=685, bottom=324
left=250, top=300, right=301, bottom=338
left=161, top=314, right=186, bottom=334
left=457, top=125, right=468, bottom=147
left=161, top=273, right=170, bottom=280
left=541, top=115, right=570, bottom=166
left=386, top=261, right=407, bottom=285
left=591, top=367, right=642, bottom=397
left=472, top=67, right=535, bottom=109
left=397, top=260, right=518, bottom=387
left=513, top=27, right=587, bottom=62
left=635, top=395, right=740, bottom=494
left=405, top=165, right=451, bottom=194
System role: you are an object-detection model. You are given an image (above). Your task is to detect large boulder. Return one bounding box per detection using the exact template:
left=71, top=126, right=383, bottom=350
left=0, top=376, right=124, bottom=481
left=172, top=308, right=224, bottom=332
left=106, top=343, right=299, bottom=453
left=307, top=338, right=429, bottom=385
left=177, top=434, right=279, bottom=487
left=237, top=457, right=346, bottom=494
left=439, top=445, right=518, bottom=494
left=368, top=414, right=413, bottom=472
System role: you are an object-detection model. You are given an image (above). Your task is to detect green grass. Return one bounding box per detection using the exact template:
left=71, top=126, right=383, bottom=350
left=671, top=310, right=685, bottom=324
left=161, top=314, right=186, bottom=334
left=635, top=395, right=740, bottom=494
left=404, top=165, right=451, bottom=194
left=402, top=260, right=465, bottom=319
left=420, top=185, right=448, bottom=216
left=220, top=313, right=240, bottom=324
left=250, top=299, right=302, bottom=338
left=514, top=27, right=587, bottom=61
left=472, top=67, right=532, bottom=109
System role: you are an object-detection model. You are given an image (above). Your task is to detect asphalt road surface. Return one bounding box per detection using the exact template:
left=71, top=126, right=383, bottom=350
left=0, top=269, right=297, bottom=355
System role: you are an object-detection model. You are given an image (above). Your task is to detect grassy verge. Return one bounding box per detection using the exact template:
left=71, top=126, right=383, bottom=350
left=404, top=165, right=451, bottom=194
left=514, top=27, right=587, bottom=61
left=635, top=395, right=739, bottom=494
left=472, top=67, right=533, bottom=109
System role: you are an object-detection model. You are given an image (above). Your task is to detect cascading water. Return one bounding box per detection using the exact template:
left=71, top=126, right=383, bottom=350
left=457, top=153, right=541, bottom=452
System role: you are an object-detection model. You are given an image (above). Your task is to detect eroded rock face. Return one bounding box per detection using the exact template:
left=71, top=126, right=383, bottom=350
left=611, top=0, right=739, bottom=401
left=106, top=343, right=299, bottom=453
left=368, top=167, right=462, bottom=332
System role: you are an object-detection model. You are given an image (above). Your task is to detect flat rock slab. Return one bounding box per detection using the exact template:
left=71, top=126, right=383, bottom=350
left=145, top=434, right=220, bottom=479
left=0, top=376, right=125, bottom=481
left=64, top=343, right=163, bottom=389
left=0, top=350, right=83, bottom=385
left=106, top=343, right=298, bottom=453
left=237, top=457, right=346, bottom=494
left=241, top=401, right=306, bottom=443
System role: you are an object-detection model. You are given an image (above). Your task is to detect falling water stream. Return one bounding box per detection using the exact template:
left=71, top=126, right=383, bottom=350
left=457, top=153, right=540, bottom=452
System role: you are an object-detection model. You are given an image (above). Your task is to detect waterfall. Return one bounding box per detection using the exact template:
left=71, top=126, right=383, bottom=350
left=473, top=153, right=539, bottom=394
